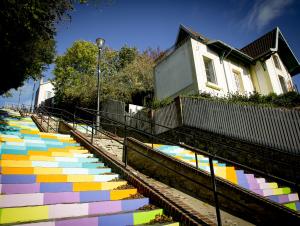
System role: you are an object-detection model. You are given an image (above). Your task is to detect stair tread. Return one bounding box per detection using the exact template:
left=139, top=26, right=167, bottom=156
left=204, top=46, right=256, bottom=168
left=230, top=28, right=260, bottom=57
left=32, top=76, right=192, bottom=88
left=0, top=198, right=150, bottom=224
left=10, top=209, right=166, bottom=226
left=0, top=188, right=138, bottom=207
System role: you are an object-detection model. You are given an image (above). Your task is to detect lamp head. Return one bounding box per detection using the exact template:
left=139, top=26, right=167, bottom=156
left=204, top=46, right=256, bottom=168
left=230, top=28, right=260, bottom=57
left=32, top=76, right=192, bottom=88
left=96, top=37, right=105, bottom=49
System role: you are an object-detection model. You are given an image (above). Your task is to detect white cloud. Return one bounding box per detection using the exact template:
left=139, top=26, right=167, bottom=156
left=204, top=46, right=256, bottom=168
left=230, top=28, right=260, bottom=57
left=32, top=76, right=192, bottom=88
left=244, top=0, right=294, bottom=30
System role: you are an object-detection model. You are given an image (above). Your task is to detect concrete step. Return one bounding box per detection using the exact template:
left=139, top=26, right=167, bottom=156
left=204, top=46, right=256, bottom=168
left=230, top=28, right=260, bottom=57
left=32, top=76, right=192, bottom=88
left=0, top=189, right=138, bottom=207
left=0, top=154, right=99, bottom=163
left=0, top=159, right=104, bottom=168
left=14, top=209, right=168, bottom=226
left=267, top=193, right=299, bottom=204
left=0, top=181, right=128, bottom=194
left=0, top=174, right=119, bottom=184
left=0, top=198, right=149, bottom=224
left=0, top=166, right=111, bottom=175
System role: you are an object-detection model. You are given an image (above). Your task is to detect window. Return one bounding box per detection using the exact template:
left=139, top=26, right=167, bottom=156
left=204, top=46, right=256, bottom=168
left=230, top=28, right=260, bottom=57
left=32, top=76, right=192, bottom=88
left=233, top=71, right=245, bottom=94
left=203, top=57, right=217, bottom=84
left=45, top=91, right=52, bottom=99
left=278, top=75, right=287, bottom=93
left=273, top=55, right=281, bottom=70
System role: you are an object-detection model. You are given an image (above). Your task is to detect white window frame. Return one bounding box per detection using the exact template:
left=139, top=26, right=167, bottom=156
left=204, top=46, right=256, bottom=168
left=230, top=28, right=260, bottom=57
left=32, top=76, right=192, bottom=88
left=278, top=75, right=287, bottom=93
left=203, top=56, right=217, bottom=84
left=273, top=55, right=281, bottom=70
left=233, top=70, right=245, bottom=95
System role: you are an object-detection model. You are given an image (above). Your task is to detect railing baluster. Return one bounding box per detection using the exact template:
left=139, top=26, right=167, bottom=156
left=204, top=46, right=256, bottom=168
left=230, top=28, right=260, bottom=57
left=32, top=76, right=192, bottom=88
left=124, top=114, right=128, bottom=168
left=91, top=119, right=94, bottom=144
left=47, top=114, right=50, bottom=132
left=207, top=147, right=222, bottom=226
left=195, top=152, right=198, bottom=169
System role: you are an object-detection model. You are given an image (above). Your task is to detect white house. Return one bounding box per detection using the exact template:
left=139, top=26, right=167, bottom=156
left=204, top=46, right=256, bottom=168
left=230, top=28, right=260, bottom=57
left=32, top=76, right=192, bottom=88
left=34, top=78, right=55, bottom=107
left=154, top=25, right=300, bottom=100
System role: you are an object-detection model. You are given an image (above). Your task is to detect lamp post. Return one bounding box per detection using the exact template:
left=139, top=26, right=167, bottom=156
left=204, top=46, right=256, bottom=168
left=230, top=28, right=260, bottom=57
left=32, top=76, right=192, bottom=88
left=96, top=37, right=105, bottom=131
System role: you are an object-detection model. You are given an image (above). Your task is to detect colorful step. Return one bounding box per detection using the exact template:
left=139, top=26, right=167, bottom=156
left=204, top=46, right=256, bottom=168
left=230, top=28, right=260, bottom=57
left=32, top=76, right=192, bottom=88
left=0, top=110, right=179, bottom=225
left=148, top=143, right=300, bottom=213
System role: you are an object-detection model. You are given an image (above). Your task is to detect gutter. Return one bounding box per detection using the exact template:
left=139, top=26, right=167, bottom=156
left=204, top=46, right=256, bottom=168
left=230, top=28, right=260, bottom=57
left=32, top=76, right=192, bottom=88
left=220, top=50, right=231, bottom=93
left=207, top=40, right=254, bottom=63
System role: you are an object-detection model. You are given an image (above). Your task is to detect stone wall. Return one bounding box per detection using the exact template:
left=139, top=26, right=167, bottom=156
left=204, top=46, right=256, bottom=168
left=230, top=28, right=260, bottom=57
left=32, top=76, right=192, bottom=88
left=126, top=137, right=300, bottom=225
left=160, top=126, right=300, bottom=184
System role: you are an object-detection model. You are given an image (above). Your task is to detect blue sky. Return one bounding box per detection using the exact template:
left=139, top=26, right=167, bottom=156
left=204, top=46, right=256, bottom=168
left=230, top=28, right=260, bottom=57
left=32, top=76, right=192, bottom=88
left=1, top=0, right=300, bottom=107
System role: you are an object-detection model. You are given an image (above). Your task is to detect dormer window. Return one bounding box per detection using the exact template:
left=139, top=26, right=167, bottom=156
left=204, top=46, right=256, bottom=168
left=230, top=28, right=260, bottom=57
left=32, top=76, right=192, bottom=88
left=273, top=55, right=281, bottom=70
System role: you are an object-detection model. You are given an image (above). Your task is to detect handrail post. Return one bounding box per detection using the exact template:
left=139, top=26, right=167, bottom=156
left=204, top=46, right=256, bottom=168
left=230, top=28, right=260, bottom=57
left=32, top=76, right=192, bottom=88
left=195, top=152, right=199, bottom=169
left=150, top=118, right=154, bottom=149
left=207, top=147, right=222, bottom=226
left=123, top=114, right=128, bottom=168
left=150, top=109, right=155, bottom=149
left=73, top=109, right=76, bottom=128
left=47, top=114, right=50, bottom=132
left=91, top=118, right=94, bottom=144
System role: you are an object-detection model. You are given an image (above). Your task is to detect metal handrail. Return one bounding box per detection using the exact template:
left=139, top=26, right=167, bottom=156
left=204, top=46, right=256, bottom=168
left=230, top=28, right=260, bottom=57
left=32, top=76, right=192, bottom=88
left=33, top=105, right=300, bottom=187
left=76, top=107, right=300, bottom=167
left=33, top=105, right=300, bottom=226
left=75, top=106, right=299, bottom=183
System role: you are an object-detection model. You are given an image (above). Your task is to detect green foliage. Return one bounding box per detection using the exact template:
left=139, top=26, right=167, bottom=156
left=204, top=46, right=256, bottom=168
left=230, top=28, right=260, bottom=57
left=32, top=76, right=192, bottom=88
left=0, top=0, right=73, bottom=95
left=185, top=91, right=300, bottom=109
left=116, top=45, right=138, bottom=70
left=53, top=40, right=158, bottom=107
left=146, top=97, right=174, bottom=109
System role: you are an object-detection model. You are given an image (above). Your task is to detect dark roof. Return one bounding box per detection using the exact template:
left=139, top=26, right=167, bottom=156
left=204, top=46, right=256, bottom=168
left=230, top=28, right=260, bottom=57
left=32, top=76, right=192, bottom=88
left=175, top=25, right=300, bottom=76
left=175, top=24, right=209, bottom=46
left=240, top=27, right=300, bottom=76
left=175, top=25, right=253, bottom=64
left=240, top=28, right=277, bottom=59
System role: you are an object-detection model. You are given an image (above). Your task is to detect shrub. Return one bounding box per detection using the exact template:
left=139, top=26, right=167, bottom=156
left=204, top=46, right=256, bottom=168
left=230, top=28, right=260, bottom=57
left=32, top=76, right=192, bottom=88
left=183, top=91, right=300, bottom=109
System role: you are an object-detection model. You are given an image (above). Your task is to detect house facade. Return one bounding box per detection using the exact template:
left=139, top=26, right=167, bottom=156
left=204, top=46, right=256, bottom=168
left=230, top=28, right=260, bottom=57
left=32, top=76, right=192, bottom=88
left=34, top=78, right=55, bottom=107
left=154, top=25, right=300, bottom=100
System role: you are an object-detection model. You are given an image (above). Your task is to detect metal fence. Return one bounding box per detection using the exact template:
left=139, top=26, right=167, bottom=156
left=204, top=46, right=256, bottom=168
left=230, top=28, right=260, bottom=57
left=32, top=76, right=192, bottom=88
left=181, top=97, right=300, bottom=154
left=89, top=97, right=300, bottom=154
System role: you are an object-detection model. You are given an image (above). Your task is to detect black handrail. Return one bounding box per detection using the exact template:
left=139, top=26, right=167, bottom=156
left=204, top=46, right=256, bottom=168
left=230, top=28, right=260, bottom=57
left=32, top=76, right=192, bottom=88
left=76, top=107, right=299, bottom=167
left=32, top=105, right=300, bottom=226
left=35, top=105, right=299, bottom=188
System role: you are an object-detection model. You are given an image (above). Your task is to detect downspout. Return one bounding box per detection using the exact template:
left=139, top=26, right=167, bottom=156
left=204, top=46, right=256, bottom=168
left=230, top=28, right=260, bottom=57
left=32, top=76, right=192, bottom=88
left=220, top=48, right=232, bottom=94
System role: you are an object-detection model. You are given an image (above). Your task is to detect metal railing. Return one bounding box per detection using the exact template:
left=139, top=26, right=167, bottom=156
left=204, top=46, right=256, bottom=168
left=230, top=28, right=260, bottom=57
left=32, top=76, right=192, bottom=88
left=30, top=105, right=300, bottom=226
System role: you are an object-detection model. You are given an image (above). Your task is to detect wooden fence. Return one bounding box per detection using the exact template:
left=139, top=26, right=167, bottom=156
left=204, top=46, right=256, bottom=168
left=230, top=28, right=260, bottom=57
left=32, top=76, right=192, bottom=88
left=181, top=97, right=300, bottom=154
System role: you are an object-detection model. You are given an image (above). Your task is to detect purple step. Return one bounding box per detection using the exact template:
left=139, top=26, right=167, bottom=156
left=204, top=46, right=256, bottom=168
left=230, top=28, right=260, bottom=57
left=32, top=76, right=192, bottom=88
left=236, top=170, right=249, bottom=189
left=80, top=191, right=110, bottom=202
left=267, top=193, right=299, bottom=204
left=99, top=212, right=133, bottom=226
left=1, top=175, right=36, bottom=184
left=245, top=174, right=260, bottom=190
left=0, top=191, right=124, bottom=207
left=89, top=198, right=149, bottom=215
left=56, top=217, right=99, bottom=226
left=40, top=183, right=73, bottom=193
left=1, top=183, right=40, bottom=194
left=44, top=192, right=80, bottom=205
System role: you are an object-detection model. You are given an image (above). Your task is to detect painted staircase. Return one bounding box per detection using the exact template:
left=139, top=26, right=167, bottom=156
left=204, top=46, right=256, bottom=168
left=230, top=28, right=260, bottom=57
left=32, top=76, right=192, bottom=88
left=148, top=144, right=300, bottom=213
left=0, top=109, right=179, bottom=225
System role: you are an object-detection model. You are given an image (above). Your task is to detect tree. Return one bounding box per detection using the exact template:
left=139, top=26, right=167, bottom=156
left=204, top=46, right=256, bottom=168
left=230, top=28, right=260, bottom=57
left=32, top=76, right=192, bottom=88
left=53, top=40, right=98, bottom=107
left=102, top=51, right=154, bottom=102
left=53, top=40, right=157, bottom=107
left=0, top=0, right=73, bottom=95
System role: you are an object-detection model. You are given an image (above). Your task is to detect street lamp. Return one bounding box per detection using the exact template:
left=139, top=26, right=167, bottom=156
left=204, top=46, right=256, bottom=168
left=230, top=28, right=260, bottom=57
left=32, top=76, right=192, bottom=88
left=96, top=37, right=105, bottom=131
